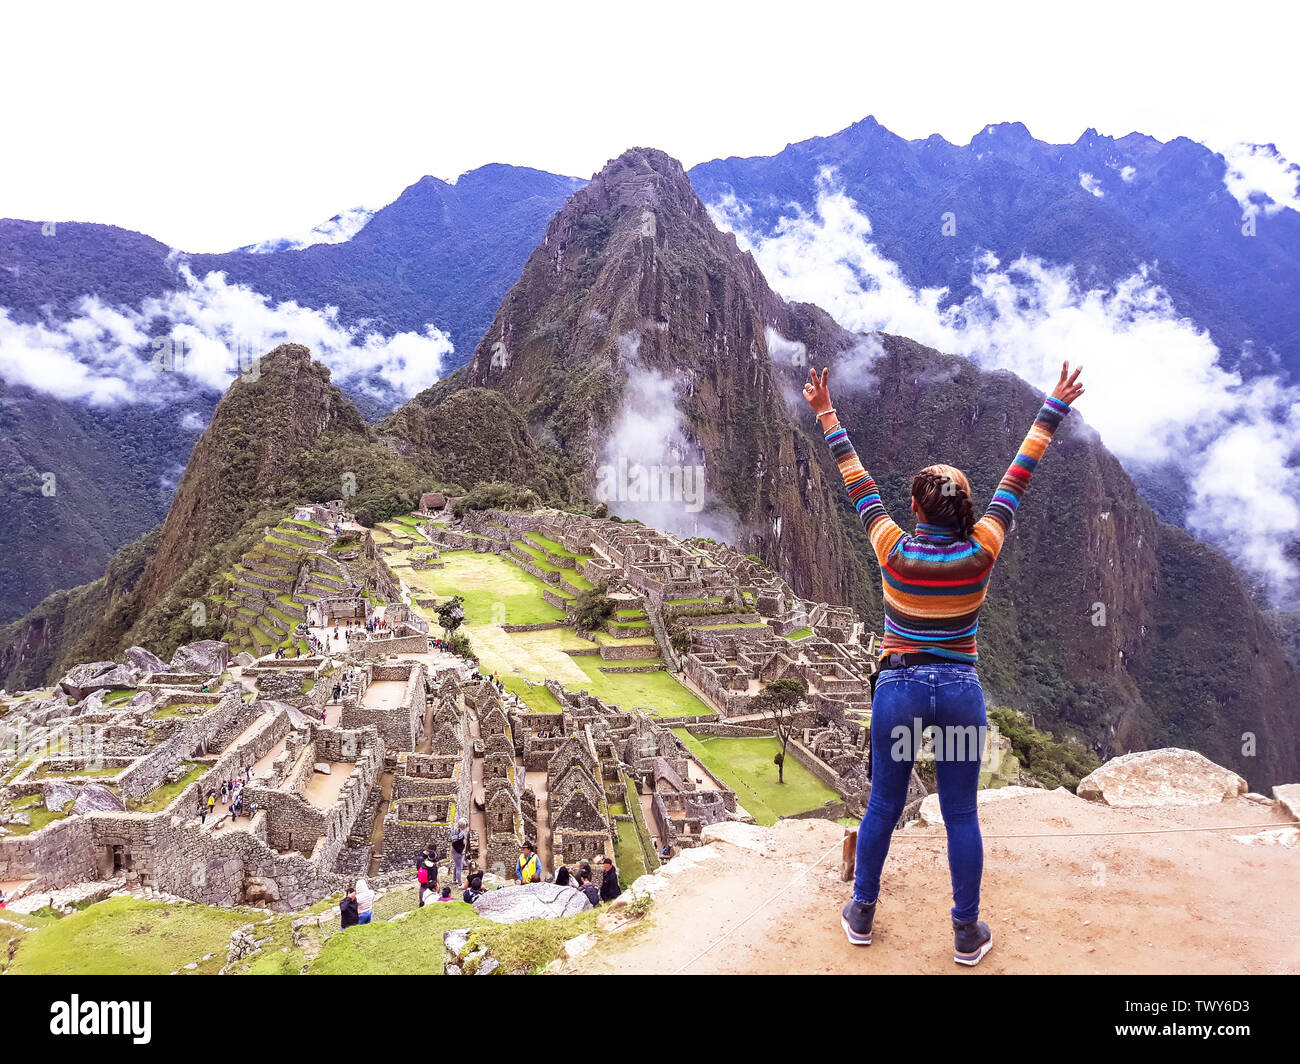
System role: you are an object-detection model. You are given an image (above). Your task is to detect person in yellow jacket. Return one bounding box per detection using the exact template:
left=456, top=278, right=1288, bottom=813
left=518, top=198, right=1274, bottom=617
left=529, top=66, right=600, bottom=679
left=516, top=842, right=541, bottom=884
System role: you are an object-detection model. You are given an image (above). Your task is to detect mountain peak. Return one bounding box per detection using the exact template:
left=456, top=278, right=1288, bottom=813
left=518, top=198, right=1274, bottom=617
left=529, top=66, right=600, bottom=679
left=973, top=120, right=1033, bottom=141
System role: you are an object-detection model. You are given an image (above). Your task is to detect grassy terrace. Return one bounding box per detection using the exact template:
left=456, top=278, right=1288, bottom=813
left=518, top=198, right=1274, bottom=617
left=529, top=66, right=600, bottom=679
left=3, top=793, right=71, bottom=836
left=787, top=627, right=814, bottom=640
left=127, top=763, right=206, bottom=812
left=2, top=889, right=609, bottom=977
left=671, top=730, right=838, bottom=825
left=395, top=548, right=713, bottom=718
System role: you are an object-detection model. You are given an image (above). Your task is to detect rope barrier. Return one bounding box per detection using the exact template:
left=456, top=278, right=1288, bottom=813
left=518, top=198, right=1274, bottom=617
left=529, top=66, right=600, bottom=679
left=891, top=821, right=1298, bottom=840
left=669, top=840, right=841, bottom=974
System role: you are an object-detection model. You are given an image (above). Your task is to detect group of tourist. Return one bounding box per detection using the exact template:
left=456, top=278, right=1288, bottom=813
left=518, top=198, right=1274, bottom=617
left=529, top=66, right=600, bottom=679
left=199, top=768, right=257, bottom=826
left=522, top=842, right=623, bottom=906
left=338, top=877, right=375, bottom=928
left=338, top=837, right=625, bottom=931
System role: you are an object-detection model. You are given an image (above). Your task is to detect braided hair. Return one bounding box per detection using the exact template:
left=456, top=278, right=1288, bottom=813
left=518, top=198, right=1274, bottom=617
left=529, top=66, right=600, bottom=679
left=911, top=463, right=976, bottom=539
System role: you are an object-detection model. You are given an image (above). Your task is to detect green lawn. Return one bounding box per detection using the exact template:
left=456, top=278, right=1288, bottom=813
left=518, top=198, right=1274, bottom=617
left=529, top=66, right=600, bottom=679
left=570, top=657, right=712, bottom=717
left=787, top=627, right=814, bottom=641
left=307, top=900, right=479, bottom=974
left=405, top=551, right=566, bottom=627
left=501, top=675, right=563, bottom=714
left=671, top=730, right=839, bottom=825
left=6, top=897, right=255, bottom=975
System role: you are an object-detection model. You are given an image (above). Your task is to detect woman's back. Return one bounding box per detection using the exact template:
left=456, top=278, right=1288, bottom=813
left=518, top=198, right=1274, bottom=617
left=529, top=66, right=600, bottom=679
left=824, top=393, right=1071, bottom=663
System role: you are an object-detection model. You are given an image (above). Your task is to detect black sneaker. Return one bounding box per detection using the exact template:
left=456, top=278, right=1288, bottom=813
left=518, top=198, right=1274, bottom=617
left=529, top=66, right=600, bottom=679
left=840, top=899, right=876, bottom=946
left=953, top=917, right=993, bottom=966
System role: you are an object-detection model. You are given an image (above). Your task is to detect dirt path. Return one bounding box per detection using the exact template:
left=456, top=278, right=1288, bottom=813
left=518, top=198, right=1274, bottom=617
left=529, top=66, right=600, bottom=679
left=569, top=791, right=1299, bottom=975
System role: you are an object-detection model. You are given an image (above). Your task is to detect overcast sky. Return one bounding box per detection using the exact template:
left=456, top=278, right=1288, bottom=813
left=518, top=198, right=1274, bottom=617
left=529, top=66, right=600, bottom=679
left=3, top=0, right=1296, bottom=251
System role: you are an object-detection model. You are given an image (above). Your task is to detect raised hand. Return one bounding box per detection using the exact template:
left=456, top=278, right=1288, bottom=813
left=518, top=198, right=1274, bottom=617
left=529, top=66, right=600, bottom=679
left=803, top=367, right=832, bottom=415
left=1050, top=361, right=1085, bottom=406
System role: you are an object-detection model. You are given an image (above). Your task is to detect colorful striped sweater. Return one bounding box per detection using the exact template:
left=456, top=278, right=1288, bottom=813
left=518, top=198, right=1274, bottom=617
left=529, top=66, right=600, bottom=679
left=825, top=395, right=1071, bottom=664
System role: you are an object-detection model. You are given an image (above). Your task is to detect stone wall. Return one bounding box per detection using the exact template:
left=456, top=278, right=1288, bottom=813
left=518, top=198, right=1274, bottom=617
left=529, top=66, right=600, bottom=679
left=116, top=690, right=249, bottom=801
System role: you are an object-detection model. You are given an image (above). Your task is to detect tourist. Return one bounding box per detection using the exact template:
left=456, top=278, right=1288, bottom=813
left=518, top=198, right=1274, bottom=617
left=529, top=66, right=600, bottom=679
left=355, top=877, right=374, bottom=924
left=416, top=845, right=438, bottom=904
left=332, top=683, right=341, bottom=701
left=516, top=842, right=541, bottom=884
left=576, top=870, right=600, bottom=908
left=803, top=364, right=1084, bottom=967
left=339, top=887, right=359, bottom=929
left=554, top=859, right=571, bottom=887
left=436, top=886, right=454, bottom=903
left=462, top=871, right=485, bottom=904
left=449, top=817, right=469, bottom=886
left=599, top=857, right=622, bottom=903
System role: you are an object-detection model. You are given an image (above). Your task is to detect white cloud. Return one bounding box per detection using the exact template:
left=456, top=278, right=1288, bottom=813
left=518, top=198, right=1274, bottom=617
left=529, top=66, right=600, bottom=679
left=1220, top=141, right=1300, bottom=217
left=0, top=267, right=454, bottom=406
left=1120, top=165, right=1136, bottom=182
left=1079, top=171, right=1104, bottom=197
left=239, top=205, right=376, bottom=254
left=709, top=171, right=1300, bottom=600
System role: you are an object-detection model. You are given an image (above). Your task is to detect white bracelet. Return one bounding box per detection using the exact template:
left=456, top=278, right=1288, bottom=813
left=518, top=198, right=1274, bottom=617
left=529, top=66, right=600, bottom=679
left=815, top=407, right=836, bottom=418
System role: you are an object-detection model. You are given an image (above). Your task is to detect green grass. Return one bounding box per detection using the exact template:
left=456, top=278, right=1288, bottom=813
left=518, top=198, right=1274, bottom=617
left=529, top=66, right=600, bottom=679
left=561, top=569, right=595, bottom=591
left=149, top=702, right=205, bottom=720
left=467, top=908, right=598, bottom=974
left=0, top=801, right=71, bottom=835
left=30, top=762, right=122, bottom=779
left=614, top=820, right=648, bottom=887
left=787, top=627, right=814, bottom=641
left=671, top=730, right=838, bottom=825
left=307, top=900, right=480, bottom=974
left=405, top=551, right=565, bottom=627
left=6, top=897, right=256, bottom=975
left=127, top=762, right=206, bottom=812
left=524, top=531, right=578, bottom=557
left=570, top=657, right=713, bottom=717
left=502, top=675, right=563, bottom=713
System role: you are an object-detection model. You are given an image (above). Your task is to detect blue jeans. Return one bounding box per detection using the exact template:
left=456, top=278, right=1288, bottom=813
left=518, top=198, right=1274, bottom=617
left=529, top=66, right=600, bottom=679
left=854, top=663, right=987, bottom=923
left=358, top=911, right=372, bottom=924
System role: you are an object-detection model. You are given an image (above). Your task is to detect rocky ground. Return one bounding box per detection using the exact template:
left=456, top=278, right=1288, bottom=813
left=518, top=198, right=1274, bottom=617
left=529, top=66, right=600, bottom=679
left=566, top=787, right=1299, bottom=975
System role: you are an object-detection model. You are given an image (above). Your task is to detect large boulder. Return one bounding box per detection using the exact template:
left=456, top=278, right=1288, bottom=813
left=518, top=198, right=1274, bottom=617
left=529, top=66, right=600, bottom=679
left=471, top=882, right=592, bottom=925
left=71, top=782, right=126, bottom=815
left=125, top=646, right=171, bottom=676
left=44, top=780, right=82, bottom=811
left=1273, top=784, right=1300, bottom=822
left=170, top=640, right=230, bottom=676
left=57, top=661, right=135, bottom=700
left=1077, top=749, right=1248, bottom=808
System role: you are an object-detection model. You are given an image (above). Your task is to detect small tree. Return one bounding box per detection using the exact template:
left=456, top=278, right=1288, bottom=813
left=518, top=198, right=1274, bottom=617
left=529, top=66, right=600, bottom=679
left=435, top=595, right=466, bottom=638
left=753, top=677, right=808, bottom=784
left=571, top=581, right=617, bottom=633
